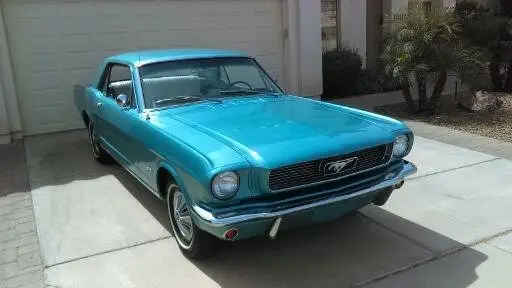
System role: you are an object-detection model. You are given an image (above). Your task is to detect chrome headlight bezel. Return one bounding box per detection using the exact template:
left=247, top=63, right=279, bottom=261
left=393, top=135, right=409, bottom=158
left=211, top=171, right=240, bottom=200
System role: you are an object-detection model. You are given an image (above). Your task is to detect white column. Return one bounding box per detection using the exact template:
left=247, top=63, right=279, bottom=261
left=0, top=1, right=22, bottom=143
left=0, top=3, right=11, bottom=144
left=0, top=82, right=10, bottom=144
left=339, top=0, right=367, bottom=66
left=297, top=0, right=323, bottom=97
left=282, top=0, right=323, bottom=97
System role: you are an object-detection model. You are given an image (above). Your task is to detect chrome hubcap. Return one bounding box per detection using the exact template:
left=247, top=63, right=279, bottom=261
left=89, top=125, right=100, bottom=157
left=172, top=191, right=193, bottom=242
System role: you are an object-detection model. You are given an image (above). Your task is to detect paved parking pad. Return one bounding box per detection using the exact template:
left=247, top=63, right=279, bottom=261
left=26, top=131, right=170, bottom=267
left=488, top=231, right=512, bottom=254
left=362, top=243, right=512, bottom=288
left=45, top=215, right=433, bottom=288
left=361, top=159, right=512, bottom=253
left=404, top=137, right=498, bottom=178
left=24, top=130, right=115, bottom=185
left=25, top=132, right=512, bottom=287
left=32, top=174, right=170, bottom=266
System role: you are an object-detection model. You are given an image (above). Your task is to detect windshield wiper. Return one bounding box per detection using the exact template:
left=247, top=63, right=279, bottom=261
left=220, top=89, right=283, bottom=97
left=154, top=95, right=222, bottom=107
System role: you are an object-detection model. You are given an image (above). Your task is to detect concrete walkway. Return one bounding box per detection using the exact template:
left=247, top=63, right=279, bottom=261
left=8, top=129, right=510, bottom=287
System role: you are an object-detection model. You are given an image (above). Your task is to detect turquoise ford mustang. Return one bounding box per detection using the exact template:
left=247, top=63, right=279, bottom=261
left=74, top=49, right=417, bottom=259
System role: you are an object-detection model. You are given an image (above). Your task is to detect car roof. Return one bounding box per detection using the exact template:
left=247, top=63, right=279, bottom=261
left=106, top=49, right=250, bottom=66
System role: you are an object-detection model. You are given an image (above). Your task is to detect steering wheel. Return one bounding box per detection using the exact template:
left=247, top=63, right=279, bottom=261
left=227, top=81, right=253, bottom=90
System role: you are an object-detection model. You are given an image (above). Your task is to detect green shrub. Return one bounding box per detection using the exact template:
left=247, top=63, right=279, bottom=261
left=322, top=47, right=401, bottom=99
left=322, top=47, right=363, bottom=99
left=357, top=69, right=380, bottom=95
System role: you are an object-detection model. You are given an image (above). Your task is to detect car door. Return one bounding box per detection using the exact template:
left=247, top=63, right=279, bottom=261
left=97, top=63, right=141, bottom=171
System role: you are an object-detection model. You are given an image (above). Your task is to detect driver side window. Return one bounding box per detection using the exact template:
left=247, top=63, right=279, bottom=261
left=103, top=64, right=136, bottom=108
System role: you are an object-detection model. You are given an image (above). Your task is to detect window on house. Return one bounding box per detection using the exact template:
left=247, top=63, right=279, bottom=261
left=423, top=1, right=432, bottom=15
left=321, top=0, right=339, bottom=52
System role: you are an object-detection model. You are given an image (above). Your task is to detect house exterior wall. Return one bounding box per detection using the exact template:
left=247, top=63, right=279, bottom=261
left=0, top=1, right=21, bottom=144
left=283, top=0, right=323, bottom=97
left=366, top=0, right=384, bottom=71
left=339, top=0, right=367, bottom=65
left=296, top=0, right=323, bottom=97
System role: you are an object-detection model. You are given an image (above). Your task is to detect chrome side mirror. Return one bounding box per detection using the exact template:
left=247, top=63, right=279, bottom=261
left=116, top=94, right=129, bottom=108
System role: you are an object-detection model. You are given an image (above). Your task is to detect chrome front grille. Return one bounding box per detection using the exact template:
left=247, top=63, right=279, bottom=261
left=268, top=144, right=393, bottom=191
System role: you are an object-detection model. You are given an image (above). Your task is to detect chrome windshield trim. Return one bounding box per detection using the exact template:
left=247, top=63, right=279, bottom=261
left=268, top=144, right=393, bottom=193
left=193, top=161, right=417, bottom=226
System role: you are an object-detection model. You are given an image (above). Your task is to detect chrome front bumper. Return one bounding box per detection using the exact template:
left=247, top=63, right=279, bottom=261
left=193, top=162, right=417, bottom=227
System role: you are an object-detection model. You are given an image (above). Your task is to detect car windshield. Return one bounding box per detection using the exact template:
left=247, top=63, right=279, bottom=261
left=139, top=57, right=283, bottom=109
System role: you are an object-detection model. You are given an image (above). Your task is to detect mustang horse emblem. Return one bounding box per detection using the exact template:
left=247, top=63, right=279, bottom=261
left=324, top=157, right=358, bottom=175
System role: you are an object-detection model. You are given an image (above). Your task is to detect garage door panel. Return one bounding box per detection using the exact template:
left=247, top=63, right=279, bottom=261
left=61, top=54, right=97, bottom=72
left=4, top=0, right=284, bottom=135
left=28, top=103, right=83, bottom=131
left=61, top=34, right=95, bottom=53
left=27, top=72, right=62, bottom=93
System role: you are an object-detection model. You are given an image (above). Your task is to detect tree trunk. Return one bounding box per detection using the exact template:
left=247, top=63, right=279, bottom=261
left=505, top=66, right=512, bottom=93
left=401, top=82, right=417, bottom=113
left=489, top=57, right=502, bottom=91
left=429, top=71, right=448, bottom=113
left=416, top=74, right=429, bottom=112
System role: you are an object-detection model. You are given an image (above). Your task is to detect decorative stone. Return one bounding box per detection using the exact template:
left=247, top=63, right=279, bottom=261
left=459, top=91, right=505, bottom=112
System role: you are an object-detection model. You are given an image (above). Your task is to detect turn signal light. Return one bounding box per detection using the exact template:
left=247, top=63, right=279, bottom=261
left=223, top=228, right=239, bottom=240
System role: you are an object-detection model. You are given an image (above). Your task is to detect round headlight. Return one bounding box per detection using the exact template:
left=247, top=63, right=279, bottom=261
left=211, top=171, right=239, bottom=199
left=393, top=135, right=409, bottom=158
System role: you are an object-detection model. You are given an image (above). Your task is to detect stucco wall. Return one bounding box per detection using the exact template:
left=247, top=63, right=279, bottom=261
left=0, top=79, right=9, bottom=144
left=366, top=0, right=383, bottom=71
left=0, top=1, right=21, bottom=143
left=283, top=0, right=323, bottom=97
left=0, top=3, right=11, bottom=143
left=340, top=0, right=367, bottom=65
left=297, top=0, right=323, bottom=96
left=392, top=0, right=409, bottom=12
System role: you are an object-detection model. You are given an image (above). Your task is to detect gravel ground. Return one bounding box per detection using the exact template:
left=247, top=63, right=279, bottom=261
left=374, top=94, right=512, bottom=142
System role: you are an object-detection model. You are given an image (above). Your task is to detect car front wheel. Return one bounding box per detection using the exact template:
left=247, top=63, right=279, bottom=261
left=166, top=182, right=217, bottom=259
left=88, top=122, right=112, bottom=164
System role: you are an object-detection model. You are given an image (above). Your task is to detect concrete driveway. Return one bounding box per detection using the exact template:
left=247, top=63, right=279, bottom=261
left=24, top=130, right=512, bottom=287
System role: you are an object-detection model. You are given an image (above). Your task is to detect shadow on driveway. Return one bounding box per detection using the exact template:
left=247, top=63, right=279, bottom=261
left=191, top=211, right=488, bottom=288
left=0, top=141, right=30, bottom=197
left=24, top=130, right=488, bottom=287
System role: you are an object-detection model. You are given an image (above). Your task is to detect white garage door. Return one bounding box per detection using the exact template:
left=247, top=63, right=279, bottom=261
left=3, top=0, right=284, bottom=135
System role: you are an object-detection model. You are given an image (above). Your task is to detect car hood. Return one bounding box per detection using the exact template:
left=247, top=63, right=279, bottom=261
left=155, top=96, right=406, bottom=168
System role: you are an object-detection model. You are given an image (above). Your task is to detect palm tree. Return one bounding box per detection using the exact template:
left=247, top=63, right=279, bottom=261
left=456, top=0, right=512, bottom=91
left=381, top=4, right=488, bottom=113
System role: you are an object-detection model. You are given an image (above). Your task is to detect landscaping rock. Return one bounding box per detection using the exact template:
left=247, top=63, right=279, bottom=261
left=459, top=91, right=504, bottom=113
left=373, top=93, right=512, bottom=143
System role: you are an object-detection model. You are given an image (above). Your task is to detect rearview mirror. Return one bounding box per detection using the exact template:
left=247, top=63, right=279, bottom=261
left=116, top=94, right=129, bottom=108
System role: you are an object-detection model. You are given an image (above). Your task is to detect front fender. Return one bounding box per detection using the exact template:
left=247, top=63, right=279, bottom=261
left=156, top=160, right=213, bottom=206
left=157, top=161, right=185, bottom=194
